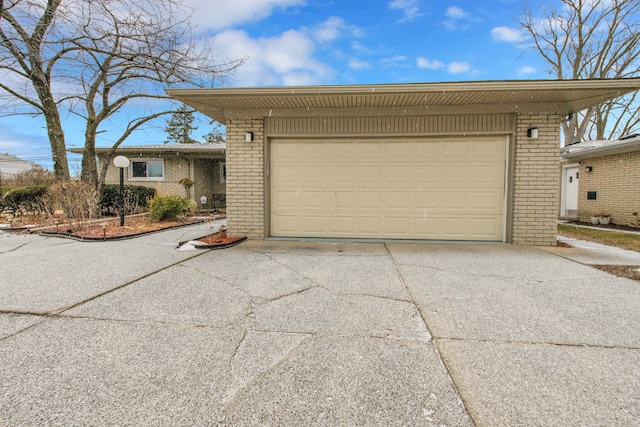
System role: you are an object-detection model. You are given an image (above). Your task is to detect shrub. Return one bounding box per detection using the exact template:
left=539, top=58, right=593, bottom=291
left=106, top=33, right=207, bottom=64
left=100, top=184, right=156, bottom=216
left=2, top=185, right=49, bottom=215
left=7, top=166, right=56, bottom=187
left=148, top=194, right=193, bottom=221
left=45, top=181, right=99, bottom=229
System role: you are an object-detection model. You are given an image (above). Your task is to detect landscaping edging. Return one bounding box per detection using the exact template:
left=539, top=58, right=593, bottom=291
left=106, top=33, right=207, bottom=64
left=39, top=219, right=211, bottom=242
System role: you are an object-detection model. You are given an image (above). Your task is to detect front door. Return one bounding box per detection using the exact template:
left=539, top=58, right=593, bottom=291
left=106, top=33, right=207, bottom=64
left=564, top=166, right=579, bottom=217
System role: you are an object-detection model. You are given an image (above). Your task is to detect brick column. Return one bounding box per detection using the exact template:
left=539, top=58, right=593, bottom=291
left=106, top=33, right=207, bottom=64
left=225, top=118, right=265, bottom=239
left=511, top=113, right=562, bottom=245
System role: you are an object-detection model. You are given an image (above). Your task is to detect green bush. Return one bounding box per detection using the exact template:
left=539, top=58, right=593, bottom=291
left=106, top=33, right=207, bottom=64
left=148, top=194, right=193, bottom=221
left=100, top=184, right=156, bottom=216
left=2, top=185, right=49, bottom=214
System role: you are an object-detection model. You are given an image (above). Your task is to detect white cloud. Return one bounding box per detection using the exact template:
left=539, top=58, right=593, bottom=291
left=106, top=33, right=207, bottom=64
left=416, top=57, right=444, bottom=70
left=312, top=16, right=364, bottom=43
left=388, top=0, right=421, bottom=22
left=314, top=16, right=346, bottom=43
left=380, top=55, right=409, bottom=67
left=212, top=29, right=333, bottom=86
left=446, top=6, right=468, bottom=19
left=517, top=65, right=537, bottom=75
left=443, top=5, right=480, bottom=30
left=491, top=26, right=528, bottom=43
left=348, top=58, right=372, bottom=70
left=185, top=0, right=306, bottom=32
left=448, top=61, right=471, bottom=74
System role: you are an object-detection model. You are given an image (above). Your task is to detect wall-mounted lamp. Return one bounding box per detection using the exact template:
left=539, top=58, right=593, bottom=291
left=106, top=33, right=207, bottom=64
left=527, top=127, right=539, bottom=139
left=585, top=166, right=593, bottom=172
left=245, top=131, right=254, bottom=142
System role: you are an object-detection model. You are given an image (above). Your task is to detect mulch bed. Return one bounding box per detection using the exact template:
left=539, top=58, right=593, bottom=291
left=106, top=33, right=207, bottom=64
left=591, top=264, right=640, bottom=282
left=189, top=228, right=246, bottom=249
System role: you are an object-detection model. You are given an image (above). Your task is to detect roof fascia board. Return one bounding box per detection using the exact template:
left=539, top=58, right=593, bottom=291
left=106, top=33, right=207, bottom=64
left=561, top=140, right=640, bottom=159
left=166, top=79, right=640, bottom=98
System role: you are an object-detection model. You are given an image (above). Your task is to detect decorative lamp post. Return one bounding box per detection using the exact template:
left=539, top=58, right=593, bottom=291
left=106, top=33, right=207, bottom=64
left=113, top=155, right=130, bottom=226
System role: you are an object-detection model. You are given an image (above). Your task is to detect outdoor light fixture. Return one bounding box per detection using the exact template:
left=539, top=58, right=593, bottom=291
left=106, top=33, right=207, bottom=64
left=245, top=131, right=254, bottom=142
left=100, top=223, right=108, bottom=239
left=113, top=155, right=130, bottom=226
left=585, top=166, right=593, bottom=172
left=527, top=127, right=539, bottom=139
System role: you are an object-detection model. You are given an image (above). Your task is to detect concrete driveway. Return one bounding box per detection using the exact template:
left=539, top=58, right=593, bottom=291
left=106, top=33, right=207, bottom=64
left=1, top=224, right=639, bottom=426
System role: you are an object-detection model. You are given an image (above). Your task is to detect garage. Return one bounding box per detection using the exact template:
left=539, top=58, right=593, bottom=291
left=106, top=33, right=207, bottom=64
left=270, top=136, right=507, bottom=241
left=168, top=79, right=640, bottom=245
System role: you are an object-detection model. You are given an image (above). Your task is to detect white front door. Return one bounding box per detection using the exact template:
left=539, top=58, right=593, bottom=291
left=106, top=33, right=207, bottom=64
left=563, top=165, right=579, bottom=217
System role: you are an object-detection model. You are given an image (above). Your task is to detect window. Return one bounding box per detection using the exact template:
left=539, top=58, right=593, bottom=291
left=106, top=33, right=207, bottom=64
left=220, top=161, right=226, bottom=183
left=130, top=160, right=164, bottom=180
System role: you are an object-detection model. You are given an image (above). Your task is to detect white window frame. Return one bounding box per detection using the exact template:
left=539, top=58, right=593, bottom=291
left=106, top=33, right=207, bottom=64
left=129, top=159, right=164, bottom=181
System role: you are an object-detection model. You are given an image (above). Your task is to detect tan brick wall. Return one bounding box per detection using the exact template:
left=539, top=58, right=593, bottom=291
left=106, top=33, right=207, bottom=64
left=511, top=113, right=561, bottom=246
left=224, top=114, right=562, bottom=245
left=577, top=151, right=640, bottom=227
left=225, top=119, right=265, bottom=239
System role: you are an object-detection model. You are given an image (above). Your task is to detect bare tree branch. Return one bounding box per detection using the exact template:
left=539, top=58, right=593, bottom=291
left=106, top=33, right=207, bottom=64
left=1, top=0, right=245, bottom=183
left=520, top=0, right=640, bottom=143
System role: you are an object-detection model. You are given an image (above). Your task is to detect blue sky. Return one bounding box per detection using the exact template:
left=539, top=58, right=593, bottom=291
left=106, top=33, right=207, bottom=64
left=1, top=0, right=551, bottom=171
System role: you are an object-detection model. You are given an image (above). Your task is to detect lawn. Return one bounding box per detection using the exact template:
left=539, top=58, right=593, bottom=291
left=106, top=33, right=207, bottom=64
left=558, top=223, right=640, bottom=253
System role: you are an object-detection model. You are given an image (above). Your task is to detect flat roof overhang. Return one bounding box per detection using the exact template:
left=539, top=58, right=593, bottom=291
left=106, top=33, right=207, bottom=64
left=69, top=144, right=225, bottom=156
left=166, top=79, right=640, bottom=125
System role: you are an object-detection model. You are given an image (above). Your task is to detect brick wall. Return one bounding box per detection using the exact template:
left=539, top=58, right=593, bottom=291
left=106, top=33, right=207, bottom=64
left=225, top=119, right=265, bottom=239
left=577, top=151, right=640, bottom=227
left=511, top=113, right=562, bottom=246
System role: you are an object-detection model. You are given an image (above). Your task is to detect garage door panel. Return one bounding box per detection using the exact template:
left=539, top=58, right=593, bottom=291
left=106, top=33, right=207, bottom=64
left=274, top=190, right=299, bottom=208
left=356, top=142, right=384, bottom=159
left=273, top=165, right=299, bottom=183
left=384, top=165, right=410, bottom=182
left=356, top=166, right=382, bottom=183
left=329, top=166, right=354, bottom=183
left=300, top=142, right=326, bottom=158
left=356, top=217, right=384, bottom=234
left=414, top=191, right=439, bottom=209
left=301, top=191, right=326, bottom=208
left=413, top=167, right=439, bottom=184
left=471, top=192, right=502, bottom=211
left=270, top=137, right=506, bottom=241
left=474, top=139, right=505, bottom=159
left=385, top=192, right=411, bottom=210
left=442, top=191, right=469, bottom=210
left=357, top=192, right=383, bottom=208
left=442, top=165, right=470, bottom=184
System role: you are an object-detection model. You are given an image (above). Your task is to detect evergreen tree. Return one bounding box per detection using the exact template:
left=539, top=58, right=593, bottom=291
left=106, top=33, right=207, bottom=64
left=164, top=105, right=198, bottom=144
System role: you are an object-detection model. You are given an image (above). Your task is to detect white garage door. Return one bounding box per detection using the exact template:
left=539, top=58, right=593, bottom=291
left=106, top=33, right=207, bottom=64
left=270, top=136, right=507, bottom=241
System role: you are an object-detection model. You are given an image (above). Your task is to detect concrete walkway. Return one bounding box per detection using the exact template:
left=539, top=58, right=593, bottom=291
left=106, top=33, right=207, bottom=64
left=1, top=226, right=639, bottom=426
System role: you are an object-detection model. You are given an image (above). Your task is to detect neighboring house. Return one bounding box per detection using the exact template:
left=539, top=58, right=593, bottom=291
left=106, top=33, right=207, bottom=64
left=71, top=143, right=226, bottom=210
left=560, top=134, right=640, bottom=226
left=167, top=79, right=640, bottom=245
left=0, top=153, right=37, bottom=177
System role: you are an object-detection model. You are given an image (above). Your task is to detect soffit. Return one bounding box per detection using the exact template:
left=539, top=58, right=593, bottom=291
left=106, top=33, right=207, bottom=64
left=166, top=79, right=640, bottom=124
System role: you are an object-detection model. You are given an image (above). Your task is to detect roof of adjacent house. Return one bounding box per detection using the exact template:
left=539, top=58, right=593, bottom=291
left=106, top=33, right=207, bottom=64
left=561, top=134, right=640, bottom=160
left=166, top=78, right=640, bottom=125
left=69, top=142, right=226, bottom=155
left=0, top=153, right=37, bottom=176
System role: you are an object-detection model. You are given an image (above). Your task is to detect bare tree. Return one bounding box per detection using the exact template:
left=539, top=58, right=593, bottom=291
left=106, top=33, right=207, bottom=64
left=520, top=0, right=640, bottom=142
left=0, top=0, right=243, bottom=184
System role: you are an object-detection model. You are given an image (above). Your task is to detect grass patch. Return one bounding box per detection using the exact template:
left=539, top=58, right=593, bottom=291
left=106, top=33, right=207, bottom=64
left=558, top=224, right=640, bottom=253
